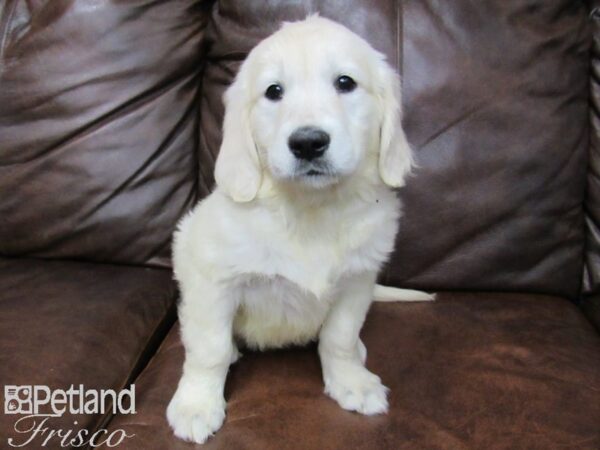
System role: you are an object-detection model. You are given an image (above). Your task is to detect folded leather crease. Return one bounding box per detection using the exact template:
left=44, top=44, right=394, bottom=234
left=80, top=72, right=202, bottom=223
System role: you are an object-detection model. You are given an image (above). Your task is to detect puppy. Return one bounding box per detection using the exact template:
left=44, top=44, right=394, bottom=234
left=167, top=16, right=433, bottom=444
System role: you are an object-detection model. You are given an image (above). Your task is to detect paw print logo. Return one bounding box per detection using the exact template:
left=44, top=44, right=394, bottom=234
left=4, top=386, right=32, bottom=414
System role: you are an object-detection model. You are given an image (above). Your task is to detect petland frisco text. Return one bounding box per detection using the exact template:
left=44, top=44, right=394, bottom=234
left=4, top=384, right=136, bottom=448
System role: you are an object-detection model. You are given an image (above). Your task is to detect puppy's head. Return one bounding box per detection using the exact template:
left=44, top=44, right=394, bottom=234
left=215, top=16, right=413, bottom=202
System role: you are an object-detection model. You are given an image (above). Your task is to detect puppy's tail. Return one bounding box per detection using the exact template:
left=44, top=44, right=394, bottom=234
left=373, top=284, right=436, bottom=302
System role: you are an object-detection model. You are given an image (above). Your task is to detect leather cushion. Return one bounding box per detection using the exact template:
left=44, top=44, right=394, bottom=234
left=0, top=258, right=177, bottom=445
left=101, top=293, right=600, bottom=449
left=0, top=0, right=212, bottom=267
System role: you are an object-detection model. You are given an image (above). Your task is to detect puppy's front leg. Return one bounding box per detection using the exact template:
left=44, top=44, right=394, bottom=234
left=167, top=278, right=238, bottom=444
left=319, top=272, right=389, bottom=415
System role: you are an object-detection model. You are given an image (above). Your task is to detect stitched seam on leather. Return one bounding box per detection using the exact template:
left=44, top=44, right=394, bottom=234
left=397, top=0, right=402, bottom=75
left=0, top=0, right=17, bottom=64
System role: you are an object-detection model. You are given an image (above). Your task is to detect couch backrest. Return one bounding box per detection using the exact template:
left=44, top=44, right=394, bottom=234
left=199, top=0, right=590, bottom=300
left=0, top=0, right=592, bottom=300
left=396, top=1, right=589, bottom=300
left=0, top=0, right=212, bottom=267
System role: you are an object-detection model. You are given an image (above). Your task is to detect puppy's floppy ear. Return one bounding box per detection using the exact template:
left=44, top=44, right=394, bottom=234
left=376, top=59, right=414, bottom=188
left=214, top=70, right=262, bottom=202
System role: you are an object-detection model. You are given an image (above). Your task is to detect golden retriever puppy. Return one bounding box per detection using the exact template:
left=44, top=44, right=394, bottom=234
left=167, top=15, right=433, bottom=444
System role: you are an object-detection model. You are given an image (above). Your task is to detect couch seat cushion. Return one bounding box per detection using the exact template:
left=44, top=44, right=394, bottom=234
left=0, top=258, right=177, bottom=447
left=101, top=292, right=600, bottom=450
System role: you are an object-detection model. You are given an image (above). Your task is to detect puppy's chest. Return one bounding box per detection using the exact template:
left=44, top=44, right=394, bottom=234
left=231, top=212, right=391, bottom=299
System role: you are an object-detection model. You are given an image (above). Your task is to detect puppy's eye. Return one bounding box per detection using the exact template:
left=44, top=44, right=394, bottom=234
left=334, top=75, right=357, bottom=93
left=265, top=84, right=284, bottom=101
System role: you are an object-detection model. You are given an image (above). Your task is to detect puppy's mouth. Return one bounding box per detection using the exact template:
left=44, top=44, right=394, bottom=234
left=291, top=164, right=340, bottom=188
left=295, top=162, right=336, bottom=178
left=297, top=168, right=338, bottom=181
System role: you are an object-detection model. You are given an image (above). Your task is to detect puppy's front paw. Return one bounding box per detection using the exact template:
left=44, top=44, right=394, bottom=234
left=166, top=385, right=226, bottom=444
left=324, top=365, right=389, bottom=415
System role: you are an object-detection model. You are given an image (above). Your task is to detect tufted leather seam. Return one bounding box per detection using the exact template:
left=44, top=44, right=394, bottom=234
left=0, top=0, right=17, bottom=64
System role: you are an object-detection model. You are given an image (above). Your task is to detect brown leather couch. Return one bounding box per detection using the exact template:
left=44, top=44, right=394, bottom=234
left=1, top=1, right=599, bottom=449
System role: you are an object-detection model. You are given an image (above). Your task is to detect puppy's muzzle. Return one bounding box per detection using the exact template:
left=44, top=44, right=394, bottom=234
left=288, top=126, right=330, bottom=161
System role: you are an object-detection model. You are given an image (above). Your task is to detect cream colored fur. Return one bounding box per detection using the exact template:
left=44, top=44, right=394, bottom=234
left=167, top=16, right=433, bottom=444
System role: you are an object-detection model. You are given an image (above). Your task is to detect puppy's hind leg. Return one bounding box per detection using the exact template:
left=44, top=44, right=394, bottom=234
left=319, top=273, right=389, bottom=415
left=167, top=275, right=238, bottom=444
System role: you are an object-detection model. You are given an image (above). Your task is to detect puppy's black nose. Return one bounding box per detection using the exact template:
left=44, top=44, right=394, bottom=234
left=288, top=126, right=330, bottom=161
